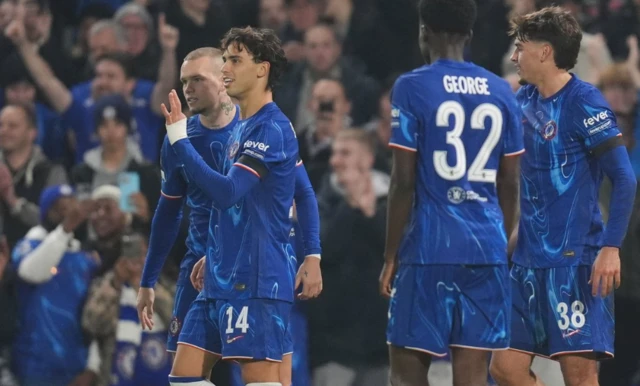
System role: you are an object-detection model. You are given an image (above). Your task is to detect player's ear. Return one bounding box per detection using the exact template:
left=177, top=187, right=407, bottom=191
left=467, top=30, right=474, bottom=44
left=257, top=61, right=270, bottom=80
left=540, top=43, right=552, bottom=63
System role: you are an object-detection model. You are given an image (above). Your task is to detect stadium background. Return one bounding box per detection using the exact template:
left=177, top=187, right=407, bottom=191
left=0, top=0, right=640, bottom=385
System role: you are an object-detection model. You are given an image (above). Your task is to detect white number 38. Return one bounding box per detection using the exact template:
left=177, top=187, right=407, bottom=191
left=556, top=300, right=586, bottom=330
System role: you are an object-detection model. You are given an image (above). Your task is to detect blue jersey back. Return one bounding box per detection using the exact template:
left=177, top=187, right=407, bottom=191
left=513, top=75, right=621, bottom=268
left=390, top=60, right=524, bottom=265
left=160, top=113, right=237, bottom=275
left=205, top=102, right=298, bottom=302
left=11, top=233, right=98, bottom=384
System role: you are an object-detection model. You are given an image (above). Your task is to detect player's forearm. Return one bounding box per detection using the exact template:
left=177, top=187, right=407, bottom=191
left=383, top=180, right=414, bottom=261
left=140, top=196, right=183, bottom=288
left=599, top=146, right=637, bottom=247
left=497, top=177, right=520, bottom=238
left=18, top=225, right=72, bottom=284
left=294, top=167, right=322, bottom=256
left=171, top=139, right=259, bottom=209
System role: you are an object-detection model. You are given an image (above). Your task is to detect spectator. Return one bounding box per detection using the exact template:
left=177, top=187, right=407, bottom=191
left=10, top=184, right=100, bottom=386
left=0, top=235, right=18, bottom=386
left=6, top=12, right=179, bottom=163
left=1, top=54, right=69, bottom=165
left=68, top=3, right=115, bottom=79
left=0, top=103, right=68, bottom=249
left=82, top=232, right=174, bottom=386
left=0, top=0, right=76, bottom=87
left=83, top=20, right=128, bottom=81
left=164, top=0, right=232, bottom=86
left=114, top=3, right=162, bottom=81
left=71, top=94, right=161, bottom=232
left=365, top=74, right=399, bottom=174
left=86, top=185, right=134, bottom=277
left=280, top=0, right=321, bottom=63
left=297, top=78, right=352, bottom=189
left=309, top=129, right=389, bottom=386
left=258, top=0, right=288, bottom=33
left=275, top=20, right=380, bottom=130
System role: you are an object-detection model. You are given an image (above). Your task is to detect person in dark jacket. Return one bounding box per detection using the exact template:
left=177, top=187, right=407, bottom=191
left=308, top=129, right=389, bottom=386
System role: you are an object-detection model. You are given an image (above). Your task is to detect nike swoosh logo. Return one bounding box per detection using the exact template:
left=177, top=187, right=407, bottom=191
left=226, top=336, right=244, bottom=344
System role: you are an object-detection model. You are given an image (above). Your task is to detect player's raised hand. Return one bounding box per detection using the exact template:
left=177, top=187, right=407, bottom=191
left=161, top=89, right=187, bottom=125
left=190, top=256, right=205, bottom=292
left=379, top=258, right=397, bottom=299
left=136, top=287, right=155, bottom=330
left=296, top=256, right=322, bottom=300
left=589, top=246, right=621, bottom=297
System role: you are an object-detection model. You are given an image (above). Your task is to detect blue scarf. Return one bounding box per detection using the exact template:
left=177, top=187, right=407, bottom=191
left=111, top=285, right=172, bottom=386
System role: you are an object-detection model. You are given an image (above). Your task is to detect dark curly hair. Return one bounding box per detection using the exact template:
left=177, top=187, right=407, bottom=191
left=509, top=6, right=582, bottom=71
left=418, top=0, right=477, bottom=35
left=220, top=27, right=288, bottom=90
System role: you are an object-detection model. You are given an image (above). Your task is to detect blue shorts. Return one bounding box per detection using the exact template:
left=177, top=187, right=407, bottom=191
left=167, top=271, right=200, bottom=352
left=510, top=264, right=614, bottom=359
left=387, top=264, right=511, bottom=356
left=178, top=297, right=292, bottom=361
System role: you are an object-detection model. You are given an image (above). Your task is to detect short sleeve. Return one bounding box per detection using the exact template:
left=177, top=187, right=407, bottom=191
left=389, top=76, right=419, bottom=152
left=503, top=93, right=525, bottom=156
left=239, top=120, right=294, bottom=169
left=160, top=137, right=187, bottom=199
left=572, top=88, right=621, bottom=151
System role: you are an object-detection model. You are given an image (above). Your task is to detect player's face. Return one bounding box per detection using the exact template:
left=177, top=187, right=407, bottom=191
left=91, top=198, right=125, bottom=238
left=0, top=106, right=35, bottom=153
left=92, top=60, right=134, bottom=99
left=221, top=44, right=267, bottom=99
left=181, top=56, right=226, bottom=115
left=510, top=40, right=546, bottom=85
left=97, top=118, right=128, bottom=151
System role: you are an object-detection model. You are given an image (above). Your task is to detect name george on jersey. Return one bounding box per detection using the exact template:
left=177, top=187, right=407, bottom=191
left=443, top=75, right=491, bottom=96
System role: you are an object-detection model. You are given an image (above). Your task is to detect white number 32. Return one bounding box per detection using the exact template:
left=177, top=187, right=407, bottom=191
left=556, top=301, right=586, bottom=330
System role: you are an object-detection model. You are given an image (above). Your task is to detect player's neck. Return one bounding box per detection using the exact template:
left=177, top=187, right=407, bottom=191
left=238, top=88, right=273, bottom=120
left=427, top=39, right=466, bottom=63
left=200, top=98, right=236, bottom=129
left=535, top=71, right=572, bottom=99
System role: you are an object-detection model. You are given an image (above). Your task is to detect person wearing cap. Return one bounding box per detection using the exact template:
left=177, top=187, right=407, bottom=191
left=10, top=184, right=101, bottom=386
left=71, top=94, right=161, bottom=231
left=5, top=4, right=180, bottom=163
left=0, top=103, right=68, bottom=250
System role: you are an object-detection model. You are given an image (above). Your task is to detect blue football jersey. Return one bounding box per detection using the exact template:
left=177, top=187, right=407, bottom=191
left=205, top=102, right=298, bottom=302
left=11, top=232, right=98, bottom=385
left=512, top=75, right=621, bottom=268
left=390, top=59, right=524, bottom=265
left=160, top=113, right=237, bottom=279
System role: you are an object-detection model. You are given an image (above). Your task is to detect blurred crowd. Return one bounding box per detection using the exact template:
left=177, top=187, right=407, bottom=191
left=0, top=0, right=640, bottom=385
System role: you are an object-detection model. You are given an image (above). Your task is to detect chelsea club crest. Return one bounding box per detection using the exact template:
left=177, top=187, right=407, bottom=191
left=541, top=120, right=557, bottom=140
left=228, top=142, right=240, bottom=159
left=169, top=316, right=181, bottom=337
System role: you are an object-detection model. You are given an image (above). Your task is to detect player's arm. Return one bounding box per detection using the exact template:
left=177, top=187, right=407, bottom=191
left=293, top=161, right=322, bottom=259
left=380, top=78, right=418, bottom=297
left=499, top=95, right=525, bottom=240
left=576, top=91, right=637, bottom=249
left=140, top=141, right=186, bottom=289
left=595, top=139, right=636, bottom=248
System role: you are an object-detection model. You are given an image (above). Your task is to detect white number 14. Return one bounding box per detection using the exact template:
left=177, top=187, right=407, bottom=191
left=225, top=306, right=250, bottom=334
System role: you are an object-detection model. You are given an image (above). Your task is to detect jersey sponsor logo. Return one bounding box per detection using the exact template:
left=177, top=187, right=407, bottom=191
left=447, top=186, right=488, bottom=204
left=583, top=111, right=609, bottom=129
left=541, top=120, right=557, bottom=140
left=169, top=316, right=181, bottom=336
left=228, top=141, right=240, bottom=159
left=243, top=140, right=270, bottom=152
left=141, top=337, right=169, bottom=370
